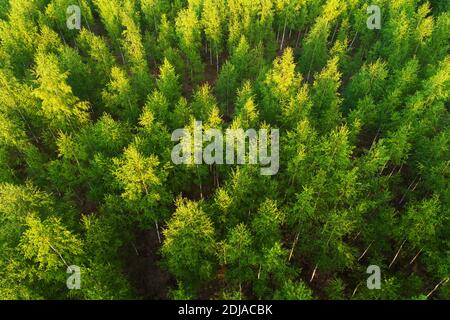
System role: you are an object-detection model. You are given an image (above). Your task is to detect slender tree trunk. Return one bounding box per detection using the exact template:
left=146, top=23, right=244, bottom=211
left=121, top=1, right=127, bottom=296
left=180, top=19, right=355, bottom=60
left=155, top=219, right=161, bottom=243
left=57, top=26, right=67, bottom=46
left=196, top=165, right=203, bottom=198
left=389, top=239, right=406, bottom=269
left=280, top=15, right=288, bottom=51
left=210, top=44, right=213, bottom=65
left=329, top=22, right=339, bottom=45
left=77, top=0, right=91, bottom=32
left=289, top=232, right=300, bottom=262
left=358, top=240, right=374, bottom=261
left=49, top=242, right=71, bottom=269
left=214, top=165, right=220, bottom=188
left=370, top=126, right=381, bottom=150
left=379, top=161, right=388, bottom=176
left=351, top=282, right=362, bottom=298
left=119, top=47, right=126, bottom=65
left=426, top=278, right=449, bottom=298
left=411, top=179, right=420, bottom=191
left=309, top=263, right=318, bottom=282
left=142, top=184, right=161, bottom=243
left=216, top=50, right=219, bottom=73
left=349, top=31, right=358, bottom=49
left=217, top=174, right=220, bottom=188
left=307, top=39, right=318, bottom=82
left=388, top=166, right=396, bottom=178
left=239, top=281, right=242, bottom=300
left=295, top=29, right=302, bottom=48
left=399, top=177, right=418, bottom=204
left=132, top=242, right=139, bottom=256
left=396, top=163, right=405, bottom=176
left=15, top=106, right=39, bottom=144
left=73, top=154, right=93, bottom=190
left=409, top=248, right=423, bottom=265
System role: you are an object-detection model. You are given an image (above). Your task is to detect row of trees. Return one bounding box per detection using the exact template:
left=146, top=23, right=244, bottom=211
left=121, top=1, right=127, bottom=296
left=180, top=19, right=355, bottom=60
left=0, top=0, right=448, bottom=299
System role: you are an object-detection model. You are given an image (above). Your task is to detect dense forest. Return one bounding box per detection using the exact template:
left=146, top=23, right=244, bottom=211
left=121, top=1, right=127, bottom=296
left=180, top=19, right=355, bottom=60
left=0, top=0, right=448, bottom=300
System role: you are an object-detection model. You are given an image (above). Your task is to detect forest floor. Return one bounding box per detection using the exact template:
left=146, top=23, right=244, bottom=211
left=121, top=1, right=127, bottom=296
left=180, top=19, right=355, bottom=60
left=124, top=228, right=173, bottom=299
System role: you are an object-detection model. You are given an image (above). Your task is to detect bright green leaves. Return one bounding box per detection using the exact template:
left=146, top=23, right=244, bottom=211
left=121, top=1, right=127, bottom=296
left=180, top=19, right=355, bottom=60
left=202, top=0, right=224, bottom=71
left=19, top=214, right=83, bottom=272
left=261, top=47, right=301, bottom=122
left=0, top=0, right=39, bottom=76
left=252, top=199, right=285, bottom=247
left=92, top=0, right=122, bottom=41
left=191, top=84, right=219, bottom=121
left=162, top=198, right=216, bottom=291
left=216, top=62, right=238, bottom=114
left=254, top=241, right=294, bottom=298
left=113, top=142, right=171, bottom=233
left=219, top=223, right=256, bottom=298
left=121, top=9, right=153, bottom=101
left=76, top=30, right=116, bottom=104
left=33, top=52, right=90, bottom=131
left=400, top=196, right=442, bottom=250
left=44, top=0, right=94, bottom=40
left=157, top=58, right=182, bottom=105
left=273, top=279, right=313, bottom=300
left=102, top=66, right=139, bottom=121
left=0, top=183, right=52, bottom=254
left=310, top=56, right=342, bottom=133
left=175, top=7, right=203, bottom=82
left=113, top=144, right=164, bottom=204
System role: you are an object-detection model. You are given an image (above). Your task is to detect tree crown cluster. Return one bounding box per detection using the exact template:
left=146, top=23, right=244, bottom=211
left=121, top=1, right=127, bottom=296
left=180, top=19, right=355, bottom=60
left=0, top=0, right=448, bottom=300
